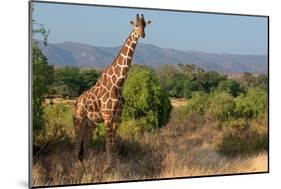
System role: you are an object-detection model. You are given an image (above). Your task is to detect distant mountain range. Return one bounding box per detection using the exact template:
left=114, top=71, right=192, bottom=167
left=36, top=40, right=268, bottom=73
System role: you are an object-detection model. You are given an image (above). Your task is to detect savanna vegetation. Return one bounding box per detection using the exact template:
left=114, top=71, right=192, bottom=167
left=32, top=21, right=268, bottom=186
left=32, top=59, right=268, bottom=186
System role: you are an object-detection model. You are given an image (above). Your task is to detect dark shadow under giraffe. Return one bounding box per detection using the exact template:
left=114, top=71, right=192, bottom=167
left=73, top=14, right=152, bottom=166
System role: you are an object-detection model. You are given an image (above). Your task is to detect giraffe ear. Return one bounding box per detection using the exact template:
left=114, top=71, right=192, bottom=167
left=129, top=20, right=135, bottom=25
left=146, top=20, right=152, bottom=25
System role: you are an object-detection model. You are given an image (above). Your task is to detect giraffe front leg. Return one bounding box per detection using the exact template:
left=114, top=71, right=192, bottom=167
left=112, top=122, right=119, bottom=152
left=104, top=121, right=116, bottom=168
left=83, top=118, right=96, bottom=159
left=73, top=116, right=85, bottom=162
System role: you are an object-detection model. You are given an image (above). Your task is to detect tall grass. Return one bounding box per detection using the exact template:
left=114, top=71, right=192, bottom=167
left=44, top=102, right=74, bottom=139
left=32, top=99, right=268, bottom=187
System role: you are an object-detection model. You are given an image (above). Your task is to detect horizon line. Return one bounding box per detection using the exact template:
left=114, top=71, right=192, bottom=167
left=33, top=38, right=268, bottom=56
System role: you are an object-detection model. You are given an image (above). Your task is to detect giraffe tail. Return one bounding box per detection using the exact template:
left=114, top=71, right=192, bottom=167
left=73, top=115, right=86, bottom=162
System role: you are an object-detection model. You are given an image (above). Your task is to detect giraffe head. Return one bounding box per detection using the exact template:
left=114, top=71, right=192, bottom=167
left=129, top=14, right=152, bottom=38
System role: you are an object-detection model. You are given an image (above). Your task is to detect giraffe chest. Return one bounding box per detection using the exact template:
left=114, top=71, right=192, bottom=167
left=98, top=86, right=124, bottom=122
left=100, top=86, right=123, bottom=109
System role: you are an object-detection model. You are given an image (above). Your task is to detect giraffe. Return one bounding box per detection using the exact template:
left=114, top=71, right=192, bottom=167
left=73, top=14, right=152, bottom=164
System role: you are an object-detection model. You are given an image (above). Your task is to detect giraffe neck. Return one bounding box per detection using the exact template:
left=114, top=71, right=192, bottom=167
left=117, top=30, right=139, bottom=68
left=104, top=30, right=140, bottom=89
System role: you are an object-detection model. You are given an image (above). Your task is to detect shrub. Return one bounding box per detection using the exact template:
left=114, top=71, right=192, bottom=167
left=122, top=65, right=171, bottom=132
left=217, top=79, right=244, bottom=97
left=183, top=91, right=210, bottom=115
left=183, top=91, right=235, bottom=126
left=255, top=74, right=268, bottom=91
left=53, top=67, right=82, bottom=95
left=48, top=67, right=100, bottom=98
left=48, top=83, right=78, bottom=98
left=204, top=71, right=227, bottom=93
left=80, top=69, right=100, bottom=91
left=164, top=74, right=189, bottom=98
left=117, top=119, right=143, bottom=141
left=32, top=43, right=54, bottom=146
left=235, top=88, right=268, bottom=119
left=42, top=103, right=73, bottom=144
left=208, top=91, right=236, bottom=123
left=218, top=118, right=268, bottom=155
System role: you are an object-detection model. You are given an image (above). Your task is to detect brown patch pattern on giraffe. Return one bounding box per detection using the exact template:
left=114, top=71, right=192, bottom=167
left=73, top=14, right=151, bottom=164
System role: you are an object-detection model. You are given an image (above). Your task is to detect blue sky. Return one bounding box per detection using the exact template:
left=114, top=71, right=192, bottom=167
left=32, top=2, right=268, bottom=55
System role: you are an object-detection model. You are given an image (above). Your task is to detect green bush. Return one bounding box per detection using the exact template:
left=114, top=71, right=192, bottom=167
left=235, top=88, right=268, bottom=119
left=118, top=119, right=143, bottom=141
left=182, top=91, right=236, bottom=126
left=176, top=75, right=268, bottom=155
left=182, top=88, right=267, bottom=123
left=48, top=67, right=100, bottom=98
left=42, top=103, right=73, bottom=144
left=204, top=71, right=227, bottom=93
left=218, top=118, right=268, bottom=155
left=48, top=83, right=78, bottom=98
left=208, top=91, right=236, bottom=123
left=122, top=65, right=171, bottom=132
left=156, top=65, right=230, bottom=98
left=217, top=79, right=244, bottom=97
left=241, top=73, right=268, bottom=91
left=255, top=74, right=268, bottom=91
left=183, top=91, right=210, bottom=115
left=80, top=69, right=100, bottom=91
left=167, top=74, right=189, bottom=98
left=32, top=43, right=54, bottom=145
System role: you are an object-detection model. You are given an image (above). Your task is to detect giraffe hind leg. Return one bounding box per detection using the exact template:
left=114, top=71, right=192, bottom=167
left=82, top=118, right=95, bottom=159
left=73, top=116, right=86, bottom=162
left=75, top=117, right=96, bottom=161
left=79, top=141, right=84, bottom=162
left=104, top=121, right=118, bottom=168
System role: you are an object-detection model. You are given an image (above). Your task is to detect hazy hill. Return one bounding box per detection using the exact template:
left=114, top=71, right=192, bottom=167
left=36, top=40, right=268, bottom=73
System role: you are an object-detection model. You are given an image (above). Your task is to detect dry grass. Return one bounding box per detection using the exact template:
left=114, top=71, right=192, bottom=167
left=157, top=109, right=268, bottom=178
left=45, top=98, right=76, bottom=105
left=32, top=99, right=268, bottom=187
left=160, top=150, right=267, bottom=178
left=170, top=97, right=189, bottom=108
left=32, top=137, right=162, bottom=186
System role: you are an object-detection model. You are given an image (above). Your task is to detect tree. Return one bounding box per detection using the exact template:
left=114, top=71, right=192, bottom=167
left=55, top=67, right=82, bottom=93
left=208, top=91, right=236, bottom=123
left=48, top=83, right=78, bottom=98
left=235, top=88, right=268, bottom=119
left=195, top=67, right=206, bottom=84
left=32, top=43, right=54, bottom=137
left=156, top=64, right=178, bottom=89
left=186, top=91, right=210, bottom=115
left=32, top=8, right=54, bottom=145
left=217, top=79, right=244, bottom=97
left=179, top=63, right=196, bottom=80
left=49, top=67, right=82, bottom=98
left=31, top=4, right=49, bottom=46
left=241, top=72, right=255, bottom=88
left=204, top=71, right=227, bottom=92
left=81, top=69, right=100, bottom=91
left=255, top=74, right=268, bottom=91
left=47, top=67, right=100, bottom=98
left=122, top=65, right=171, bottom=131
left=166, top=74, right=188, bottom=98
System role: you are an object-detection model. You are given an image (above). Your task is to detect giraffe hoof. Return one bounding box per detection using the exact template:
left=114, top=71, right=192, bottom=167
left=79, top=155, right=83, bottom=162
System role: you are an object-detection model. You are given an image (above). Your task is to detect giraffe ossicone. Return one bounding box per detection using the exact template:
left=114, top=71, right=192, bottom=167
left=73, top=14, right=152, bottom=163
